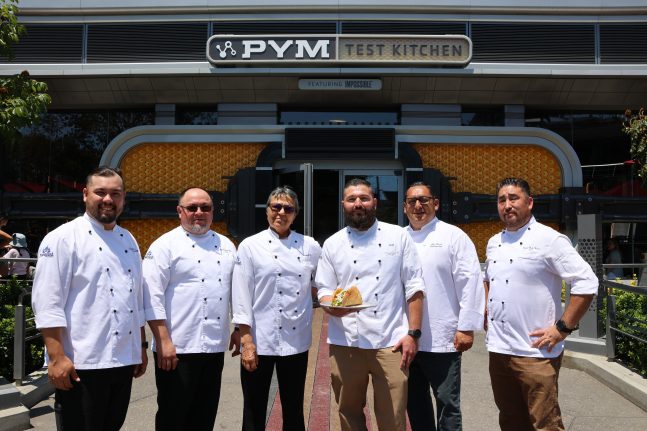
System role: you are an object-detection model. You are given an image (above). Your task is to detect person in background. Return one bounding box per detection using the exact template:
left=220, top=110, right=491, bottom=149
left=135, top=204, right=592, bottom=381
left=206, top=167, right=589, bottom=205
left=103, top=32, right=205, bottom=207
left=1, top=233, right=31, bottom=279
left=31, top=166, right=147, bottom=431
left=143, top=187, right=238, bottom=431
left=484, top=177, right=597, bottom=431
left=0, top=217, right=11, bottom=248
left=232, top=186, right=321, bottom=431
left=403, top=182, right=485, bottom=431
left=605, top=237, right=623, bottom=280
left=315, top=178, right=424, bottom=431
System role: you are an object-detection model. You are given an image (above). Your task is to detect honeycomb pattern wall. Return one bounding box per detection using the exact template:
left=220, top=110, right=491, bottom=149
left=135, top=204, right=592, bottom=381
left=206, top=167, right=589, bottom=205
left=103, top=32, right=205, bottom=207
left=121, top=219, right=232, bottom=256
left=120, top=143, right=266, bottom=194
left=413, top=144, right=562, bottom=195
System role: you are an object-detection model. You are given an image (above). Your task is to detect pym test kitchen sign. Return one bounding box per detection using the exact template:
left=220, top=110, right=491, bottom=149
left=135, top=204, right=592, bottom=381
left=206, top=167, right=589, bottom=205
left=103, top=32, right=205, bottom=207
left=207, top=34, right=472, bottom=66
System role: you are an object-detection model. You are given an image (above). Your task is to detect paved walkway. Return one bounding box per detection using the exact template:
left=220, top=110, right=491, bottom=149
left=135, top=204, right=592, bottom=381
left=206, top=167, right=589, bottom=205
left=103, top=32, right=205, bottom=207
left=29, top=308, right=647, bottom=430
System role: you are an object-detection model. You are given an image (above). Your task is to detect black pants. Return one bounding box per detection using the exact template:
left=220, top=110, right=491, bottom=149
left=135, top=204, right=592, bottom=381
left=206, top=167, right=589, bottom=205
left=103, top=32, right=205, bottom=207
left=240, top=352, right=308, bottom=431
left=154, top=352, right=224, bottom=431
left=54, top=365, right=135, bottom=431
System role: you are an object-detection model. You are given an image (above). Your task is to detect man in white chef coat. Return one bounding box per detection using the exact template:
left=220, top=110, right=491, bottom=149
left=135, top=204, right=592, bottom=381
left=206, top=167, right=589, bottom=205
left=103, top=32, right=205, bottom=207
left=143, top=187, right=238, bottom=430
left=32, top=166, right=147, bottom=431
left=315, top=178, right=425, bottom=431
left=485, top=177, right=598, bottom=430
left=403, top=181, right=484, bottom=431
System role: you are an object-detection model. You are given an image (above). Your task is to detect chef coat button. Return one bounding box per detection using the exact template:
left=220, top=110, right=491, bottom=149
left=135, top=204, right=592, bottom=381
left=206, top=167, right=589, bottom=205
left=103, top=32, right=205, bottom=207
left=220, top=297, right=222, bottom=301
left=120, top=233, right=124, bottom=237
left=99, top=247, right=102, bottom=251
left=279, top=291, right=283, bottom=294
left=354, top=260, right=357, bottom=264
left=88, top=230, right=92, bottom=234
left=212, top=233, right=215, bottom=237
left=489, top=298, right=492, bottom=302
left=202, top=279, right=205, bottom=282
left=376, top=276, right=379, bottom=280
left=279, top=309, right=283, bottom=312
left=299, top=274, right=302, bottom=277
left=219, top=278, right=221, bottom=282
left=279, top=273, right=282, bottom=276
left=520, top=242, right=523, bottom=245
left=378, top=243, right=382, bottom=247
left=217, top=316, right=220, bottom=320
left=110, top=288, right=113, bottom=292
left=198, top=260, right=201, bottom=263
left=124, top=250, right=128, bottom=253
left=218, top=261, right=220, bottom=264
left=510, top=259, right=513, bottom=263
left=294, top=310, right=298, bottom=313
left=378, top=228, right=381, bottom=231
left=192, top=245, right=195, bottom=248
left=130, top=288, right=133, bottom=292
left=297, top=292, right=300, bottom=295
left=269, top=240, right=272, bottom=243
left=498, top=244, right=501, bottom=247
left=186, top=233, right=189, bottom=237
left=294, top=240, right=297, bottom=243
left=491, top=318, right=494, bottom=321
left=355, top=276, right=359, bottom=280
left=129, top=331, right=131, bottom=334
left=275, top=255, right=278, bottom=259
left=378, top=260, right=381, bottom=264
left=106, top=268, right=109, bottom=272
left=130, top=310, right=133, bottom=313
left=128, top=269, right=131, bottom=272
left=351, top=245, right=354, bottom=248
left=115, top=331, right=119, bottom=335
left=292, top=327, right=296, bottom=330
left=279, top=326, right=282, bottom=330
left=374, top=293, right=378, bottom=297
left=494, top=261, right=496, bottom=263
left=373, top=311, right=377, bottom=314
left=113, top=309, right=117, bottom=313
left=204, top=317, right=207, bottom=320
left=204, top=297, right=207, bottom=301
left=506, top=280, right=509, bottom=284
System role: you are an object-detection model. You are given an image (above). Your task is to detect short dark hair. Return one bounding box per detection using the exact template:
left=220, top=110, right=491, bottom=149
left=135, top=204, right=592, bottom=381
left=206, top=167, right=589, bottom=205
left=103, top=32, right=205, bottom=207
left=406, top=181, right=434, bottom=197
left=178, top=187, right=213, bottom=205
left=496, top=177, right=531, bottom=197
left=86, top=166, right=124, bottom=189
left=344, top=178, right=374, bottom=197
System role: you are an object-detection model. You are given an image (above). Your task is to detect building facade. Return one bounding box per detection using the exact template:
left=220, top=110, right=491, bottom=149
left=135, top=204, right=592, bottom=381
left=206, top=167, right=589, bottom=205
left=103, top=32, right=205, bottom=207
left=1, top=0, right=646, bottom=259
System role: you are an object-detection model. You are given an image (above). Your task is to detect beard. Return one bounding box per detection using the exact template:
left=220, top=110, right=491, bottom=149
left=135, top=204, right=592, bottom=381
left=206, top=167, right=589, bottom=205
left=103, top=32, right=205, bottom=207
left=345, top=207, right=377, bottom=230
left=93, top=204, right=120, bottom=225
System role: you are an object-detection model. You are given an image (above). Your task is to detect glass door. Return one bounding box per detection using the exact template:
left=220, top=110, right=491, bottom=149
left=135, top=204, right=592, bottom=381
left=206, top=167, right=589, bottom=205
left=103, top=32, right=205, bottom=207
left=274, top=163, right=313, bottom=236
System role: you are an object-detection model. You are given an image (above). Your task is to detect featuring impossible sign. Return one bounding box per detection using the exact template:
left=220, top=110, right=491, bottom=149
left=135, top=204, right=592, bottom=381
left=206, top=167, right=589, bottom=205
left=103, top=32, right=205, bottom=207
left=298, top=79, right=382, bottom=90
left=207, top=34, right=472, bottom=66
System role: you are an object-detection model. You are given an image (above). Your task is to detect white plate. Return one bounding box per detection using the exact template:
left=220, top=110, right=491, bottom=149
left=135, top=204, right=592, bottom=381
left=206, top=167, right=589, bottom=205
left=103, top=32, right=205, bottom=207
left=319, top=301, right=376, bottom=310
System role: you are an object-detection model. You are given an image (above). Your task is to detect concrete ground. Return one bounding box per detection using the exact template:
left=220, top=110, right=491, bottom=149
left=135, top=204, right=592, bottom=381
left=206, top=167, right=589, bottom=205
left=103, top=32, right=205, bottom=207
left=28, top=308, right=647, bottom=430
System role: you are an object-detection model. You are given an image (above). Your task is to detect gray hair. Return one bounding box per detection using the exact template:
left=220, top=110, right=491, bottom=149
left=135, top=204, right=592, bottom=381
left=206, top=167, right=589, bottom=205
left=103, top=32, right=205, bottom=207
left=267, top=186, right=300, bottom=214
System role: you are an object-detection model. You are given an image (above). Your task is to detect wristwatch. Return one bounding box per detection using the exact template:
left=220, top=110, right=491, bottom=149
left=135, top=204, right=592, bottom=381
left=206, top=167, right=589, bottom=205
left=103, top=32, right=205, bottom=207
left=555, top=319, right=575, bottom=335
left=407, top=329, right=422, bottom=339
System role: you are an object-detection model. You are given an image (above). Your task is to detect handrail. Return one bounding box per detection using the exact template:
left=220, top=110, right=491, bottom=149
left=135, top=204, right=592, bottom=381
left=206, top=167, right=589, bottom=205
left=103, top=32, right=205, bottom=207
left=602, top=279, right=647, bottom=361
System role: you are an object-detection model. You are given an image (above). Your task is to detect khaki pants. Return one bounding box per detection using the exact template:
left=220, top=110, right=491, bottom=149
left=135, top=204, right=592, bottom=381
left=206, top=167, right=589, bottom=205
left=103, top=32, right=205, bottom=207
left=329, top=345, right=408, bottom=431
left=489, top=352, right=564, bottom=431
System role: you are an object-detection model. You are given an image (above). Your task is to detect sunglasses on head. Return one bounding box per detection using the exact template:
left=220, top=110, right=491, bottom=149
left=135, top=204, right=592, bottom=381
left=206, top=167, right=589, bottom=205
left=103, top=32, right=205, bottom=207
left=268, top=203, right=296, bottom=214
left=180, top=205, right=213, bottom=213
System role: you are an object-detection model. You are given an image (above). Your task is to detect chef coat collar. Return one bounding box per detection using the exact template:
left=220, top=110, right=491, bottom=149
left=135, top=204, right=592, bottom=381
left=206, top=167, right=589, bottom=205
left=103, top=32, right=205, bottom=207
left=84, top=212, right=117, bottom=231
left=406, top=216, right=438, bottom=234
left=502, top=215, right=536, bottom=237
left=346, top=218, right=379, bottom=236
left=181, top=226, right=213, bottom=239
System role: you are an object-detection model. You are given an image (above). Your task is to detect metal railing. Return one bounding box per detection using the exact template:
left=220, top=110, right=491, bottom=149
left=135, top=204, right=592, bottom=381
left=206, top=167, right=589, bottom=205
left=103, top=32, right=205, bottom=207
left=1, top=257, right=40, bottom=386
left=602, top=263, right=647, bottom=361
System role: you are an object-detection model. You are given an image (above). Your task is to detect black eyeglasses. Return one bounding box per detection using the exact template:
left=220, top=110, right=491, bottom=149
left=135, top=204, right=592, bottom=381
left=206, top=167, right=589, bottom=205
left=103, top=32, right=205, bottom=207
left=268, top=203, right=296, bottom=214
left=405, top=196, right=435, bottom=206
left=180, top=205, right=213, bottom=213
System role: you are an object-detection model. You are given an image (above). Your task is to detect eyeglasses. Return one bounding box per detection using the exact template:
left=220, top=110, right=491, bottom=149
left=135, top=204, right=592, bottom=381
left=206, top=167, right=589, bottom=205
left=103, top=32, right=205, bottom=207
left=405, top=196, right=435, bottom=206
left=268, top=203, right=296, bottom=214
left=180, top=205, right=213, bottom=213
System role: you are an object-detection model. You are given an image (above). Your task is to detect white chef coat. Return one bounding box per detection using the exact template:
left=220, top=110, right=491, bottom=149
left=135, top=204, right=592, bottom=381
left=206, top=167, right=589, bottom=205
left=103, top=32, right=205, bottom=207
left=3, top=247, right=30, bottom=276
left=32, top=213, right=144, bottom=370
left=484, top=217, right=598, bottom=358
left=316, top=220, right=425, bottom=349
left=143, top=226, right=237, bottom=354
left=406, top=217, right=485, bottom=352
left=232, top=228, right=321, bottom=356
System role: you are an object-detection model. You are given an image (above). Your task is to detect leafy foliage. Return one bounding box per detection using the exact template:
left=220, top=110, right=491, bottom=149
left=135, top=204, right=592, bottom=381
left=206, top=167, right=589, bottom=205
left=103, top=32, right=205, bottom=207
left=601, top=289, right=647, bottom=376
left=0, top=0, right=51, bottom=138
left=623, top=108, right=647, bottom=181
left=0, top=278, right=43, bottom=381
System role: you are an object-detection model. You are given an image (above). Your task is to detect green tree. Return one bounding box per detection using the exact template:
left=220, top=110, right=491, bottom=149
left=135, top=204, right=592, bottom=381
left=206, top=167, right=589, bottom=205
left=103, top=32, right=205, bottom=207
left=623, top=108, right=647, bottom=181
left=0, top=0, right=51, bottom=138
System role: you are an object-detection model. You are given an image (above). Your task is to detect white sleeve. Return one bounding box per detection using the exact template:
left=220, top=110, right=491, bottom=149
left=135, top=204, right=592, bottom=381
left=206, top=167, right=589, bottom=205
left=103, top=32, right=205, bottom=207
left=548, top=235, right=599, bottom=295
left=314, top=241, right=338, bottom=299
left=231, top=241, right=255, bottom=327
left=32, top=231, right=74, bottom=329
left=452, top=232, right=486, bottom=331
left=142, top=238, right=171, bottom=321
left=400, top=232, right=425, bottom=300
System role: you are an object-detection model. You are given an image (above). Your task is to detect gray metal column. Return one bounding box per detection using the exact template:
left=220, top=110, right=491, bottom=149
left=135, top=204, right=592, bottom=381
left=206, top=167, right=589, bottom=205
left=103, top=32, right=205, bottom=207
left=575, top=213, right=603, bottom=338
left=155, top=104, right=176, bottom=125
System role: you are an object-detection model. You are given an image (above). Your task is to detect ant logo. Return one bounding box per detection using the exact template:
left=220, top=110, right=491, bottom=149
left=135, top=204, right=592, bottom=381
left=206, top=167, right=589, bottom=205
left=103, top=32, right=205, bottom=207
left=215, top=41, right=237, bottom=58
